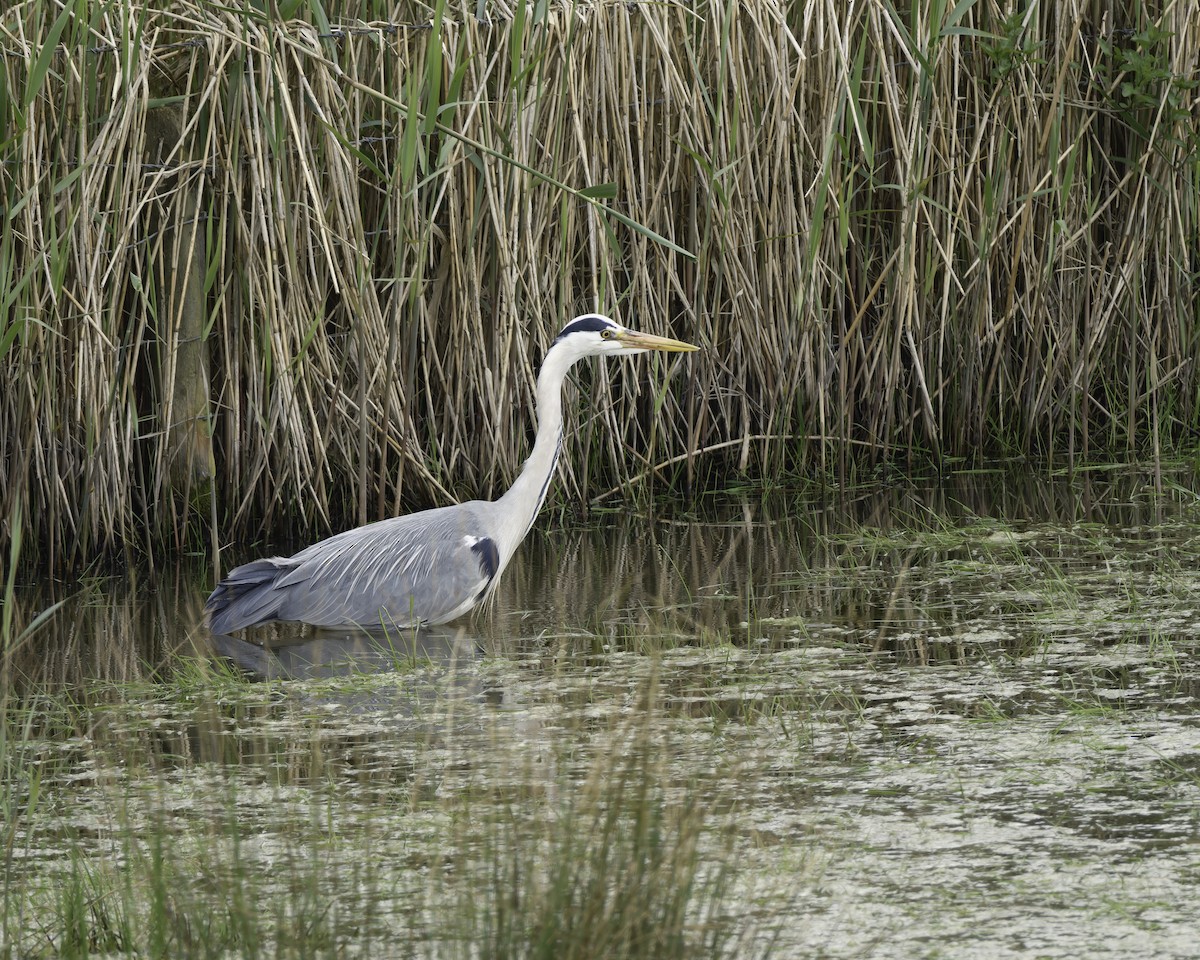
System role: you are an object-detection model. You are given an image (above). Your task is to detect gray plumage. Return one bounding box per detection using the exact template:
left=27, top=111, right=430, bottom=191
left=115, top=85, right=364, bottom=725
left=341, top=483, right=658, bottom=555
left=204, top=314, right=698, bottom=634
left=206, top=504, right=500, bottom=633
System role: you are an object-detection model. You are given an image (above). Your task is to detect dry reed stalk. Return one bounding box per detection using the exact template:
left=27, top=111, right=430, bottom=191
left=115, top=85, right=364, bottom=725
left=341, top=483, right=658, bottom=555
left=0, top=0, right=1198, bottom=574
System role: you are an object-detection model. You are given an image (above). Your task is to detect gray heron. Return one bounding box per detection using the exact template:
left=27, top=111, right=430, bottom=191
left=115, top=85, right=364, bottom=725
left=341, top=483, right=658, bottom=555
left=204, top=314, right=698, bottom=634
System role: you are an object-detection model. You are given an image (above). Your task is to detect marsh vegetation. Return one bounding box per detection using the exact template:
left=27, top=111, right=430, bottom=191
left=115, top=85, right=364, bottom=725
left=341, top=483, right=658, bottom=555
left=5, top=471, right=1200, bottom=958
left=2, top=1, right=1199, bottom=571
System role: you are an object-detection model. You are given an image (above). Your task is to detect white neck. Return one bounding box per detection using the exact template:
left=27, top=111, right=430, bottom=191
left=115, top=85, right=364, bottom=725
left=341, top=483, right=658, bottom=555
left=494, top=341, right=583, bottom=554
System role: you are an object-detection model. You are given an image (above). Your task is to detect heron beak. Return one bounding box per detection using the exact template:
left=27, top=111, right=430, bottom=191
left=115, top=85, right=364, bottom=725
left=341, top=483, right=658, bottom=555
left=616, top=329, right=700, bottom=352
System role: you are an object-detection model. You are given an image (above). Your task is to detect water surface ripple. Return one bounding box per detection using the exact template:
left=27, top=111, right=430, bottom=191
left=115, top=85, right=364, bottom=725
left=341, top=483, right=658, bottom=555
left=4, top=470, right=1199, bottom=958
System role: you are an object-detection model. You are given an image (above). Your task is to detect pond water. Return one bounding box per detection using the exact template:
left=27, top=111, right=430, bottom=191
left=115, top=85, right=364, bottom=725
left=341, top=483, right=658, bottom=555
left=3, top=469, right=1200, bottom=958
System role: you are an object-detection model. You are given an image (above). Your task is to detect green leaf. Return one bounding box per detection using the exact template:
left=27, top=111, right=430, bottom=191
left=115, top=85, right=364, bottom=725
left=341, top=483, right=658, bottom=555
left=848, top=30, right=874, bottom=168
left=0, top=310, right=25, bottom=360
left=421, top=0, right=446, bottom=137
left=939, top=26, right=993, bottom=39
left=23, top=3, right=77, bottom=109
left=941, top=0, right=981, bottom=32
left=578, top=183, right=618, bottom=200
left=0, top=58, right=12, bottom=146
left=598, top=204, right=693, bottom=260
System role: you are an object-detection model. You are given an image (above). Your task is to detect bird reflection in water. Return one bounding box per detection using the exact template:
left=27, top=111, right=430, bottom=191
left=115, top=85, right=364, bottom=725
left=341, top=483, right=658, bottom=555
left=204, top=622, right=485, bottom=685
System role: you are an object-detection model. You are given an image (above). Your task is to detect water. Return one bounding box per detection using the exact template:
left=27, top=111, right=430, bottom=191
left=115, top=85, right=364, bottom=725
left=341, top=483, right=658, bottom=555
left=4, top=469, right=1200, bottom=958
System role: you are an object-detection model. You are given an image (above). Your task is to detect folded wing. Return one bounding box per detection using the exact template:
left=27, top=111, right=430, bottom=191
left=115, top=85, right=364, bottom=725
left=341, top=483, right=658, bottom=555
left=205, top=503, right=501, bottom=633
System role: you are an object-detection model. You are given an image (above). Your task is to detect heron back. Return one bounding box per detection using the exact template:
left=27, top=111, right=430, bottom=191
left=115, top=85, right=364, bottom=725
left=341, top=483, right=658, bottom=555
left=204, top=501, right=506, bottom=633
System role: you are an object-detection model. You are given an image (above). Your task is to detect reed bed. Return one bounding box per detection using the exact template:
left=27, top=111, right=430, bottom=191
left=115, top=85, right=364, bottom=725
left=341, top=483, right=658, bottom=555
left=1, top=0, right=1198, bottom=573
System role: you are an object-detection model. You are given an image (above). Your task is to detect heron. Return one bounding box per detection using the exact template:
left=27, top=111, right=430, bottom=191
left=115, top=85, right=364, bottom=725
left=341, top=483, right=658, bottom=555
left=204, top=314, right=699, bottom=634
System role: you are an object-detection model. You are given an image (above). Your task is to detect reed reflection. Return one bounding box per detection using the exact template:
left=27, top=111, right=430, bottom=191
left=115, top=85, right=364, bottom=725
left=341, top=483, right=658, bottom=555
left=4, top=468, right=1199, bottom=691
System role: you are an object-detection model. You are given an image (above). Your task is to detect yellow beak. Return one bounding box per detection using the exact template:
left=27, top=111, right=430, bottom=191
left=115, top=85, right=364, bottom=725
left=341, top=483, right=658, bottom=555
left=615, top=329, right=700, bottom=352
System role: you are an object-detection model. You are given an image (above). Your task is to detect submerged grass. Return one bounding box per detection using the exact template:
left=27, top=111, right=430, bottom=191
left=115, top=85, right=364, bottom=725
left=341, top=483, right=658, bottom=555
left=444, top=703, right=742, bottom=959
left=1, top=2, right=1199, bottom=573
left=14, top=798, right=361, bottom=959
left=1, top=659, right=751, bottom=960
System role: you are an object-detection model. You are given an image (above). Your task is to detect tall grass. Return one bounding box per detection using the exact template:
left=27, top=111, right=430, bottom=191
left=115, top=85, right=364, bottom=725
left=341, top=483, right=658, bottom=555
left=1, top=0, right=1198, bottom=573
left=1, top=660, right=748, bottom=960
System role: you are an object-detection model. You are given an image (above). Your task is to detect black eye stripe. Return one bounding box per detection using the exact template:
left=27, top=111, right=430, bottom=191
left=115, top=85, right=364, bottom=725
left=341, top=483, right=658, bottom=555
left=552, top=315, right=616, bottom=344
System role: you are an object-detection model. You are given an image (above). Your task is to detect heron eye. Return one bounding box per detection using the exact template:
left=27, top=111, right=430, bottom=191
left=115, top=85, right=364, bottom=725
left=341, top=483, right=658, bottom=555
left=601, top=329, right=614, bottom=340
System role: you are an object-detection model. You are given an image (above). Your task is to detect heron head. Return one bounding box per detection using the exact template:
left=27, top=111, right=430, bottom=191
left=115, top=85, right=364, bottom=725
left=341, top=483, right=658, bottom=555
left=551, top=314, right=699, bottom=358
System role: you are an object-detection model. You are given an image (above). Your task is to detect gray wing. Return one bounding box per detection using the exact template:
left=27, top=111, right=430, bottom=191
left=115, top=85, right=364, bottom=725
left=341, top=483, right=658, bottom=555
left=205, top=502, right=502, bottom=633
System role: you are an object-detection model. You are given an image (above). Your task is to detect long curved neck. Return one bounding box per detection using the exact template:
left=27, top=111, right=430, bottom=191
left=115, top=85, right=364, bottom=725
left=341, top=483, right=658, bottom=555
left=494, top=343, right=579, bottom=553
